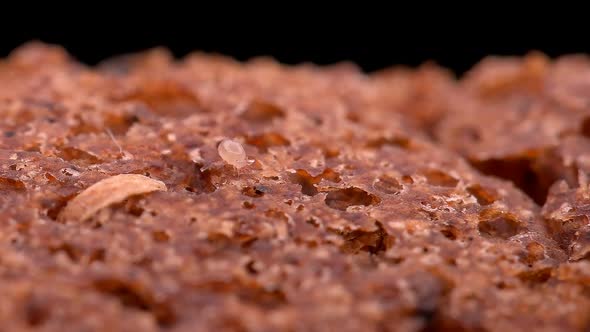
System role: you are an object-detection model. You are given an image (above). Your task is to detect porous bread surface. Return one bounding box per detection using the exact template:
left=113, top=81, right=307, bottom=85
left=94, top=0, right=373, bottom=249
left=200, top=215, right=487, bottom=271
left=2, top=43, right=590, bottom=331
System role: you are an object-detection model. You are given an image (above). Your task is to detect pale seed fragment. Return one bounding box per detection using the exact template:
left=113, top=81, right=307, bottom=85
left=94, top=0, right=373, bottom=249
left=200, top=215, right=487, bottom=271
left=58, top=174, right=167, bottom=222
left=218, top=139, right=250, bottom=168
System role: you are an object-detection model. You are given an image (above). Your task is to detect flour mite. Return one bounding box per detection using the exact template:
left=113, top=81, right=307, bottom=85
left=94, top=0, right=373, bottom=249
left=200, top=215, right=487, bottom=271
left=218, top=139, right=252, bottom=169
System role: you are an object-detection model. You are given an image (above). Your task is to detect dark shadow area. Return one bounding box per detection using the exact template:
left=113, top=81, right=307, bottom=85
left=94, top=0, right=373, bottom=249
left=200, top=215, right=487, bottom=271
left=1, top=19, right=587, bottom=75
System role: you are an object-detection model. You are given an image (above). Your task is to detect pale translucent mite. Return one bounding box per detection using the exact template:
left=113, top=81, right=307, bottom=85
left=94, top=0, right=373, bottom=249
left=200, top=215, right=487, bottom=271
left=218, top=139, right=251, bottom=168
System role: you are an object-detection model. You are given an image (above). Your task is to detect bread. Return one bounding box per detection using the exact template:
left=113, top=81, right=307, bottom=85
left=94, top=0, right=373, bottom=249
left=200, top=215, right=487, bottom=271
left=2, top=42, right=590, bottom=331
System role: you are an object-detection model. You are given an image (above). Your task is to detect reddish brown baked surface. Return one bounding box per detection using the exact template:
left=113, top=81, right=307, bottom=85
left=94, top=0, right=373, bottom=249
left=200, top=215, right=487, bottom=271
left=2, top=43, right=590, bottom=331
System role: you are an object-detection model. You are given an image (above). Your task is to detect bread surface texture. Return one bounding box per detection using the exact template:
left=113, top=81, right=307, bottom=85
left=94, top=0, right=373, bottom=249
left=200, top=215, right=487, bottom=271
left=2, top=43, right=590, bottom=331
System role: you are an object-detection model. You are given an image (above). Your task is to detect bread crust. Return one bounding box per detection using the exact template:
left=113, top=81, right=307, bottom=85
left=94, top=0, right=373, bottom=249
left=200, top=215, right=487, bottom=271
left=1, top=43, right=590, bottom=331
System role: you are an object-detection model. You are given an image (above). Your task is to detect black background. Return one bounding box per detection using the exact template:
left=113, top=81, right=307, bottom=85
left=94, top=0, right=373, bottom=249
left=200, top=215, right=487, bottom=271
left=0, top=17, right=586, bottom=76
